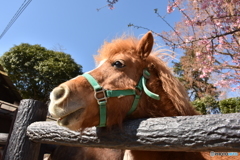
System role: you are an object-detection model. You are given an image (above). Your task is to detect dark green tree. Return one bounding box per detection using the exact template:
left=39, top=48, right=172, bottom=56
left=0, top=43, right=82, bottom=102
left=192, top=96, right=220, bottom=115
left=219, top=97, right=240, bottom=114
left=192, top=96, right=240, bottom=115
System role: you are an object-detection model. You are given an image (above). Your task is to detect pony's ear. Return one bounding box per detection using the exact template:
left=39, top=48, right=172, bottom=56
left=136, top=31, right=154, bottom=59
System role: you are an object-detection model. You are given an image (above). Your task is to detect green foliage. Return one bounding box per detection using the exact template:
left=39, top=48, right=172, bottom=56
left=0, top=43, right=82, bottom=102
left=191, top=99, right=207, bottom=115
left=192, top=96, right=240, bottom=114
left=192, top=96, right=219, bottom=114
left=219, top=97, right=240, bottom=114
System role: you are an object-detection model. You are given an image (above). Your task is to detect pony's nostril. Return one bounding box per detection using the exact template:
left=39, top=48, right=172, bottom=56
left=54, top=87, right=65, bottom=100
left=50, top=85, right=70, bottom=106
left=52, top=85, right=69, bottom=101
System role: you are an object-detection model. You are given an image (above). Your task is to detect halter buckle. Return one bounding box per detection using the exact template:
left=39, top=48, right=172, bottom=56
left=94, top=88, right=107, bottom=104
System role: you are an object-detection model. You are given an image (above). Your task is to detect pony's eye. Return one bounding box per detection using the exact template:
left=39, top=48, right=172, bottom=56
left=112, top=60, right=125, bottom=68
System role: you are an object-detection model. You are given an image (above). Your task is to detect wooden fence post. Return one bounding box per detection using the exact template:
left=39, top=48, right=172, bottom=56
left=3, top=99, right=48, bottom=160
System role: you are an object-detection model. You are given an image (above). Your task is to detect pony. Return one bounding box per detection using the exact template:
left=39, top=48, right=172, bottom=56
left=48, top=32, right=239, bottom=160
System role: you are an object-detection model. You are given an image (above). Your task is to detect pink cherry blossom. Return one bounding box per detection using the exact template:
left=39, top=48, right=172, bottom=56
left=163, top=0, right=240, bottom=93
left=167, top=5, right=174, bottom=13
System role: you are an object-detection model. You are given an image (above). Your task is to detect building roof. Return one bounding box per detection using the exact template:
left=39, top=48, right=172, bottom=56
left=0, top=65, right=22, bottom=104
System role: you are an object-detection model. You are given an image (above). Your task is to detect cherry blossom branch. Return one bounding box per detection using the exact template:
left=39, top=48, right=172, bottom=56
left=172, top=28, right=240, bottom=46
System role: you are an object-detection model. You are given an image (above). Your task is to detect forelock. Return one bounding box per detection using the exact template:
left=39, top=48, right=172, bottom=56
left=94, top=36, right=139, bottom=63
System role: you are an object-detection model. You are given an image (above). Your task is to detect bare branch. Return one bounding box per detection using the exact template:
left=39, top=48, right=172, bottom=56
left=154, top=9, right=185, bottom=43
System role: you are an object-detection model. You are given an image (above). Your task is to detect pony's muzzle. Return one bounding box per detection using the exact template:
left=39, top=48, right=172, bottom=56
left=50, top=84, right=70, bottom=105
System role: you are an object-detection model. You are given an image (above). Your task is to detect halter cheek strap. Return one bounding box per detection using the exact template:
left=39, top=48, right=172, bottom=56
left=81, top=69, right=160, bottom=127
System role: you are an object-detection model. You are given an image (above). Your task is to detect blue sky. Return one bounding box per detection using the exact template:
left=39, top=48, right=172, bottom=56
left=0, top=0, right=180, bottom=72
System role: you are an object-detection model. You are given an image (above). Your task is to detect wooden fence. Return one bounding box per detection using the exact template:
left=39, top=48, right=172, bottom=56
left=2, top=99, right=240, bottom=160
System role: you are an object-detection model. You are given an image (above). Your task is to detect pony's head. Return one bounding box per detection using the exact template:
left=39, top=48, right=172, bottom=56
left=48, top=32, right=198, bottom=131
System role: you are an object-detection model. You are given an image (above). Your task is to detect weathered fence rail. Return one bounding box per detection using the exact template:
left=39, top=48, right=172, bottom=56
left=2, top=99, right=240, bottom=160
left=27, top=113, right=240, bottom=152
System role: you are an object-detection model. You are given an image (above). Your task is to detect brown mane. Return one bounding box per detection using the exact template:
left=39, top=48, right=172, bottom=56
left=147, top=55, right=198, bottom=115
left=95, top=35, right=139, bottom=63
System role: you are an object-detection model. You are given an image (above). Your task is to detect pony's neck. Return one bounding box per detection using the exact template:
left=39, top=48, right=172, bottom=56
left=129, top=95, right=180, bottom=119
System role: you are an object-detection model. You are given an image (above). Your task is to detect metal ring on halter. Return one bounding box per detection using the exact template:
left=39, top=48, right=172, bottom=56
left=94, top=88, right=107, bottom=104
left=135, top=86, right=142, bottom=96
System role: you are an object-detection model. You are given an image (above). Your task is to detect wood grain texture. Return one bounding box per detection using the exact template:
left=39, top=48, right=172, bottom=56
left=4, top=99, right=48, bottom=160
left=27, top=113, right=240, bottom=152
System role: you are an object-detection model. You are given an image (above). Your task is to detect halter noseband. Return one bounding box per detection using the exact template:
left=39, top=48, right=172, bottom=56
left=81, top=69, right=160, bottom=127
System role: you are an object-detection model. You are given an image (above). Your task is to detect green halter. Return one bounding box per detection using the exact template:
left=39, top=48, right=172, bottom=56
left=81, top=69, right=160, bottom=127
